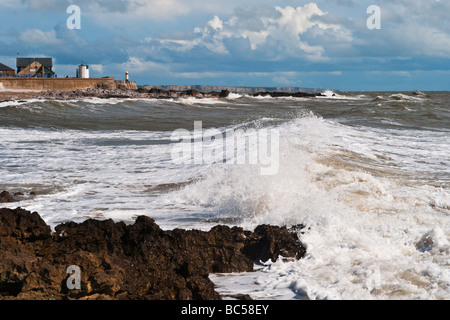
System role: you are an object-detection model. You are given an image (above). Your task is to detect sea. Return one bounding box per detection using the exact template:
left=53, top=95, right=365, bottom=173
left=0, top=90, right=449, bottom=300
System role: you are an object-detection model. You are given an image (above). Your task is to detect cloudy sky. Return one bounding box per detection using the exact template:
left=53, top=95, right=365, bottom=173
left=1, top=0, right=449, bottom=91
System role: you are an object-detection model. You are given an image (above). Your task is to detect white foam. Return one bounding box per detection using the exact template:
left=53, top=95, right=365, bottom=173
left=177, top=96, right=227, bottom=106
left=226, top=93, right=243, bottom=100
left=0, top=99, right=45, bottom=108
left=317, top=90, right=366, bottom=100
left=163, top=116, right=450, bottom=299
left=388, top=93, right=427, bottom=102
left=1, top=110, right=449, bottom=300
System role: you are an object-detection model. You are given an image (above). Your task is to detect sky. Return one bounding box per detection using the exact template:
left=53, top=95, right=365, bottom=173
left=0, top=0, right=449, bottom=91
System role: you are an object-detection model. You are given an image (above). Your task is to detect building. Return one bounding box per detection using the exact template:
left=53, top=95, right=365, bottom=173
left=0, top=63, right=15, bottom=77
left=16, top=57, right=55, bottom=78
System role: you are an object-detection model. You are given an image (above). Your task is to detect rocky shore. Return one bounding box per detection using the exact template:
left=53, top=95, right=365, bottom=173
left=0, top=202, right=305, bottom=300
left=1, top=85, right=323, bottom=102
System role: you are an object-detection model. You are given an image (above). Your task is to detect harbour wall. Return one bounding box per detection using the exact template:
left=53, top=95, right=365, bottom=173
left=0, top=77, right=137, bottom=91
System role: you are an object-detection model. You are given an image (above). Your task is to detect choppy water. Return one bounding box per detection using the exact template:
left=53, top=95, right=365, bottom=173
left=1, top=90, right=449, bottom=299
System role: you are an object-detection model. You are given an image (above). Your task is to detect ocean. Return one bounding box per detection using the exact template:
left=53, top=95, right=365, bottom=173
left=0, top=90, right=449, bottom=300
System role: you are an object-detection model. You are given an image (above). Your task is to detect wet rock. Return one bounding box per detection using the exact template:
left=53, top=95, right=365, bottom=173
left=219, top=89, right=230, bottom=98
left=412, top=90, right=426, bottom=96
left=242, top=224, right=305, bottom=263
left=0, top=207, right=51, bottom=242
left=0, top=208, right=306, bottom=300
left=183, top=89, right=203, bottom=98
left=0, top=191, right=15, bottom=203
left=36, top=86, right=324, bottom=101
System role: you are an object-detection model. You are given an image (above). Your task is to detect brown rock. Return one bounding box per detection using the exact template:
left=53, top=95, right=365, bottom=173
left=0, top=207, right=51, bottom=242
left=243, top=224, right=306, bottom=262
left=0, top=208, right=306, bottom=300
left=183, top=89, right=203, bottom=98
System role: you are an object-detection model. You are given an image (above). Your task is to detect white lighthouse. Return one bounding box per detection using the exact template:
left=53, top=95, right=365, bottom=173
left=77, top=62, right=89, bottom=79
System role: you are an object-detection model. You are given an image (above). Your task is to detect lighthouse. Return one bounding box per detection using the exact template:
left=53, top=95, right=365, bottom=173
left=77, top=62, right=89, bottom=79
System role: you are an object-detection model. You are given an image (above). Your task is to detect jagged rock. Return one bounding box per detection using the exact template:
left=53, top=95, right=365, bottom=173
left=242, top=224, right=305, bottom=263
left=0, top=208, right=305, bottom=300
left=0, top=207, right=51, bottom=242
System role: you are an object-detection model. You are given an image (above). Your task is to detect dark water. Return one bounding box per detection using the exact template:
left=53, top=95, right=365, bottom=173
left=0, top=90, right=449, bottom=299
left=1, top=91, right=449, bottom=131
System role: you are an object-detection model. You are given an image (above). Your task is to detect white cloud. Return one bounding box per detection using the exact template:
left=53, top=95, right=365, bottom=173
left=18, top=29, right=61, bottom=45
left=272, top=72, right=302, bottom=86
left=174, top=3, right=345, bottom=61
left=208, top=16, right=223, bottom=31
left=391, top=23, right=450, bottom=57
left=348, top=0, right=450, bottom=58
left=123, top=57, right=169, bottom=74
left=275, top=4, right=339, bottom=35
left=0, top=0, right=21, bottom=7
left=90, top=64, right=104, bottom=74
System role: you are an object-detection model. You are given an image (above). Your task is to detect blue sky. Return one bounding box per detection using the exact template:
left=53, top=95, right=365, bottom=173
left=1, top=0, right=449, bottom=91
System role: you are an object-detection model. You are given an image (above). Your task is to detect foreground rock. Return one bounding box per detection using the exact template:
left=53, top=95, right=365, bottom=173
left=0, top=207, right=305, bottom=300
